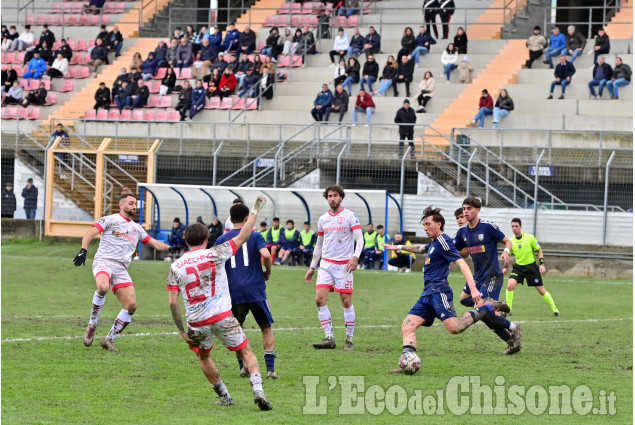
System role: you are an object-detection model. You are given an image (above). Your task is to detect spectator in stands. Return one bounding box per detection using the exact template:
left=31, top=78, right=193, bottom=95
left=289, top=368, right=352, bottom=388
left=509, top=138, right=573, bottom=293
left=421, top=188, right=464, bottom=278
left=37, top=24, right=55, bottom=50
left=186, top=26, right=196, bottom=44
left=324, top=84, right=349, bottom=123
left=107, top=26, right=124, bottom=57
left=453, top=26, right=468, bottom=54
left=54, top=38, right=73, bottom=61
left=548, top=55, right=575, bottom=99
left=439, top=0, right=455, bottom=40
left=261, top=27, right=280, bottom=60
left=395, top=99, right=417, bottom=157
left=166, top=39, right=179, bottom=68
left=562, top=25, right=585, bottom=64
left=24, top=40, right=53, bottom=66
left=348, top=27, right=365, bottom=58
left=588, top=56, right=612, bottom=99
left=329, top=27, right=349, bottom=66
left=524, top=26, right=547, bottom=69
left=607, top=57, right=632, bottom=100
left=235, top=55, right=253, bottom=89
left=301, top=26, right=316, bottom=55
left=262, top=55, right=276, bottom=76
left=111, top=68, right=129, bottom=101
left=173, top=27, right=185, bottom=40
left=2, top=26, right=19, bottom=52
left=187, top=80, right=206, bottom=120
left=252, top=54, right=263, bottom=74
left=141, top=52, right=159, bottom=81
left=211, top=52, right=228, bottom=74
left=85, top=0, right=106, bottom=15
left=423, top=0, right=439, bottom=39
left=23, top=51, right=47, bottom=80
left=362, top=26, right=380, bottom=59
left=397, top=27, right=416, bottom=61
left=209, top=27, right=223, bottom=51
left=457, top=55, right=473, bottom=83
left=130, top=52, right=143, bottom=72
left=441, top=43, right=458, bottom=82
left=352, top=88, right=375, bottom=126
left=207, top=217, right=223, bottom=248
left=129, top=67, right=141, bottom=84
left=11, top=25, right=33, bottom=51
left=52, top=123, right=69, bottom=140
left=543, top=26, right=566, bottom=69
left=175, top=38, right=193, bottom=71
left=416, top=71, right=435, bottom=113
left=127, top=79, right=150, bottom=109
left=282, top=28, right=303, bottom=56
left=159, top=67, right=176, bottom=98
left=170, top=218, right=186, bottom=247
left=394, top=55, right=414, bottom=96
left=193, top=26, right=210, bottom=56
left=342, top=56, right=360, bottom=95
left=2, top=81, right=23, bottom=106
left=257, top=66, right=274, bottom=100
left=218, top=67, right=237, bottom=99
left=376, top=55, right=398, bottom=97
left=227, top=54, right=239, bottom=72
left=339, top=0, right=360, bottom=18
left=592, top=28, right=610, bottom=65
left=46, top=53, right=69, bottom=79
left=1, top=182, right=16, bottom=219
left=155, top=40, right=168, bottom=68
left=360, top=54, right=379, bottom=93
left=299, top=221, right=316, bottom=267
left=492, top=89, right=513, bottom=128
left=88, top=38, right=108, bottom=77
left=21, top=81, right=47, bottom=107
left=333, top=57, right=347, bottom=86
left=21, top=179, right=38, bottom=219
left=94, top=82, right=110, bottom=110
left=205, top=68, right=222, bottom=96
left=95, top=25, right=109, bottom=46
left=115, top=80, right=131, bottom=111
left=238, top=68, right=259, bottom=98
left=311, top=83, right=333, bottom=121
left=222, top=23, right=241, bottom=53
left=387, top=233, right=414, bottom=272
left=1, top=64, right=18, bottom=94
left=470, top=89, right=493, bottom=128
left=409, top=26, right=436, bottom=67
left=1, top=25, right=7, bottom=41
left=175, top=80, right=193, bottom=120
left=239, top=25, right=257, bottom=56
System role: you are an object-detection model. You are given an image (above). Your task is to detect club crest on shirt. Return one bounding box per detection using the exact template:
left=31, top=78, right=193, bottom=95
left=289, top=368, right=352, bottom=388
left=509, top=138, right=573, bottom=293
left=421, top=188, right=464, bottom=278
left=337, top=216, right=345, bottom=225
left=478, top=234, right=484, bottom=241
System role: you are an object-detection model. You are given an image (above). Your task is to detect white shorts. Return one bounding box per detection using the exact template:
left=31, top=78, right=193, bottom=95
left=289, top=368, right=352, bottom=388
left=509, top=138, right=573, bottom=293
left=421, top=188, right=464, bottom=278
left=92, top=259, right=133, bottom=294
left=187, top=314, right=249, bottom=354
left=316, top=260, right=354, bottom=293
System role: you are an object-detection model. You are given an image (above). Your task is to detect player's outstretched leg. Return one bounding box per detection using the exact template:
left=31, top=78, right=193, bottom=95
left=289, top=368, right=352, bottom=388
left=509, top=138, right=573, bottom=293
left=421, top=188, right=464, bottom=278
left=236, top=344, right=274, bottom=411
left=84, top=275, right=110, bottom=347
left=196, top=349, right=234, bottom=406
left=314, top=288, right=336, bottom=349
left=101, top=286, right=137, bottom=352
left=536, top=286, right=560, bottom=317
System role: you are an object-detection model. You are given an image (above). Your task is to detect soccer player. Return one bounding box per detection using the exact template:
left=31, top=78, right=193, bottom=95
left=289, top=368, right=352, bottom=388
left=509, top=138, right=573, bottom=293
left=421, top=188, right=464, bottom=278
left=215, top=203, right=278, bottom=379
left=74, top=193, right=175, bottom=352
left=223, top=198, right=244, bottom=232
left=454, top=207, right=465, bottom=227
left=266, top=217, right=282, bottom=258
left=454, top=196, right=522, bottom=354
left=383, top=207, right=509, bottom=372
left=276, top=219, right=300, bottom=265
left=305, top=185, right=364, bottom=351
left=299, top=221, right=316, bottom=267
left=166, top=196, right=273, bottom=410
left=361, top=223, right=378, bottom=270
left=505, top=218, right=560, bottom=317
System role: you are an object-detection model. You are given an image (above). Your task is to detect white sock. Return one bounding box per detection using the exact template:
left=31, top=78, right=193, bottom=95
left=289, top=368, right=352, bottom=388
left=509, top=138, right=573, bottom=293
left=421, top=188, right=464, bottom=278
left=212, top=380, right=230, bottom=397
left=106, top=309, right=133, bottom=340
left=317, top=305, right=333, bottom=338
left=250, top=372, right=263, bottom=393
left=344, top=305, right=355, bottom=340
left=508, top=322, right=517, bottom=331
left=89, top=292, right=106, bottom=327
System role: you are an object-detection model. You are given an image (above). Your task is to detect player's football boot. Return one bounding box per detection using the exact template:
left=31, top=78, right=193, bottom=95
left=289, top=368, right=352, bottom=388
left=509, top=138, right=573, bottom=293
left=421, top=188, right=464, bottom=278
left=503, top=323, right=522, bottom=355
left=215, top=395, right=234, bottom=406
left=240, top=367, right=249, bottom=378
left=344, top=336, right=354, bottom=351
left=83, top=325, right=96, bottom=347
left=266, top=371, right=279, bottom=379
left=100, top=337, right=119, bottom=353
left=313, top=336, right=336, bottom=349
left=483, top=298, right=511, bottom=313
left=554, top=311, right=560, bottom=318
left=254, top=391, right=274, bottom=411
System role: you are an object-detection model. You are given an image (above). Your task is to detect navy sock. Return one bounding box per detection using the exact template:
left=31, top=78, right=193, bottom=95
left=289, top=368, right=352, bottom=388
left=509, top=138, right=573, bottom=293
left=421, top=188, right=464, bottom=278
left=402, top=345, right=416, bottom=354
left=264, top=350, right=276, bottom=373
left=460, top=297, right=475, bottom=307
left=481, top=315, right=511, bottom=342
left=236, top=353, right=244, bottom=370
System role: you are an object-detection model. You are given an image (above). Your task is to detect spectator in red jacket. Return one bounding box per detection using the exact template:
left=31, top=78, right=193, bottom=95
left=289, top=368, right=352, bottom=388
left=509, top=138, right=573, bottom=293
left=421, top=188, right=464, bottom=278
left=469, top=89, right=493, bottom=128
left=351, top=88, right=375, bottom=126
left=218, top=67, right=237, bottom=99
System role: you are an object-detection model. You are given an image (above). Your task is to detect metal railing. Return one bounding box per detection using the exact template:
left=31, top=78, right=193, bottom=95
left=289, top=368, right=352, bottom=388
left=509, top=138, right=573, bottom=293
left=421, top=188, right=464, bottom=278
left=544, top=5, right=633, bottom=39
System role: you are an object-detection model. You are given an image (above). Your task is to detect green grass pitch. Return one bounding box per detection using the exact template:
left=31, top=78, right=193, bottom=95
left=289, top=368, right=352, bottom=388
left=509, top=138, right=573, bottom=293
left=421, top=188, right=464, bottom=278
left=1, top=240, right=633, bottom=424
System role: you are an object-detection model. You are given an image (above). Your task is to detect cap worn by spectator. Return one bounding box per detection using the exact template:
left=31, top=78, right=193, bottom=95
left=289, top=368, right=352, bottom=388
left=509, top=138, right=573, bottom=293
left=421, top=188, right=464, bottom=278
left=174, top=217, right=181, bottom=223
left=403, top=99, right=410, bottom=104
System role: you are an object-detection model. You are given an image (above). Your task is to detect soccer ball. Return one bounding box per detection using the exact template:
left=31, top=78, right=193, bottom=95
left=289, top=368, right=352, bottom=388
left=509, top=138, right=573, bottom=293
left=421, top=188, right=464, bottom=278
left=399, top=352, right=421, bottom=375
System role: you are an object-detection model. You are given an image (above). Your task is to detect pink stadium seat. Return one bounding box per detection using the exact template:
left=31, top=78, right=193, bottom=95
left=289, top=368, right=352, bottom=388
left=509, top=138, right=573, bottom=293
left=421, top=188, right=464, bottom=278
left=120, top=109, right=132, bottom=120
left=346, top=16, right=359, bottom=27
left=156, top=110, right=168, bottom=121
left=145, top=95, right=160, bottom=108
left=0, top=107, right=6, bottom=118
left=88, top=40, right=96, bottom=49
left=246, top=98, right=258, bottom=110
left=291, top=55, right=303, bottom=67
left=144, top=110, right=155, bottom=121
left=334, top=16, right=347, bottom=28
left=85, top=109, right=97, bottom=119
left=76, top=40, right=88, bottom=51
left=62, top=3, right=74, bottom=13
left=132, top=109, right=144, bottom=121
left=29, top=79, right=50, bottom=90
left=20, top=79, right=29, bottom=90
left=291, top=3, right=302, bottom=14
left=279, top=3, right=291, bottom=14
left=78, top=14, right=90, bottom=26
left=302, top=15, right=318, bottom=27
left=52, top=40, right=63, bottom=50
left=168, top=110, right=181, bottom=121
left=19, top=107, right=29, bottom=119
left=7, top=107, right=20, bottom=118
left=66, top=39, right=77, bottom=50
left=109, top=109, right=121, bottom=120
left=291, top=15, right=302, bottom=26
left=153, top=67, right=166, bottom=80
left=176, top=68, right=192, bottom=79
left=96, top=109, right=108, bottom=120
left=77, top=66, right=90, bottom=78
left=232, top=98, right=245, bottom=110
left=205, top=97, right=220, bottom=109
left=51, top=2, right=62, bottom=13
left=64, top=14, right=79, bottom=26
left=16, top=52, right=26, bottom=63
left=102, top=16, right=111, bottom=25
left=219, top=97, right=233, bottom=109
left=26, top=16, right=36, bottom=26
left=5, top=52, right=16, bottom=64
left=36, top=16, right=47, bottom=26
left=148, top=81, right=159, bottom=93
left=256, top=41, right=266, bottom=52
left=87, top=15, right=100, bottom=25
left=60, top=80, right=74, bottom=92
left=15, top=67, right=24, bottom=77
left=277, top=56, right=290, bottom=67
left=264, top=16, right=277, bottom=27
left=45, top=93, right=58, bottom=106
left=69, top=54, right=79, bottom=65
left=300, top=2, right=312, bottom=14
left=159, top=96, right=172, bottom=108
left=47, top=15, right=63, bottom=26
left=72, top=3, right=84, bottom=13
left=114, top=3, right=125, bottom=13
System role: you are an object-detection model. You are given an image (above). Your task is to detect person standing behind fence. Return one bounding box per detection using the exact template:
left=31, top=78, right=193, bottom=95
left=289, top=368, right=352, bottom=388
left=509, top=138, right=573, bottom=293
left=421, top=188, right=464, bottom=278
left=423, top=0, right=440, bottom=40
left=395, top=99, right=417, bottom=158
left=438, top=0, right=455, bottom=39
left=21, top=178, right=38, bottom=219
left=2, top=182, right=16, bottom=218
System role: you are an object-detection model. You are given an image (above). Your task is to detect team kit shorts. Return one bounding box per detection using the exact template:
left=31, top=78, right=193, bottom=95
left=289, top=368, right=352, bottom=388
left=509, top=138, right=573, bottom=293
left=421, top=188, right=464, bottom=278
left=232, top=300, right=275, bottom=327
left=509, top=263, right=543, bottom=286
left=315, top=260, right=354, bottom=293
left=462, top=274, right=504, bottom=300
left=187, top=314, right=249, bottom=354
left=92, top=259, right=133, bottom=294
left=409, top=291, right=457, bottom=326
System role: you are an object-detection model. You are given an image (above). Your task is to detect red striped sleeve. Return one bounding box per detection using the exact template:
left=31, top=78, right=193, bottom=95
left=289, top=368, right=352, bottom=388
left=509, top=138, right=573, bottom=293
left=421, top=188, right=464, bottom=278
left=351, top=224, right=362, bottom=231
left=229, top=239, right=237, bottom=254
left=166, top=284, right=180, bottom=291
left=318, top=231, right=324, bottom=236
left=141, top=235, right=151, bottom=245
left=93, top=222, right=104, bottom=232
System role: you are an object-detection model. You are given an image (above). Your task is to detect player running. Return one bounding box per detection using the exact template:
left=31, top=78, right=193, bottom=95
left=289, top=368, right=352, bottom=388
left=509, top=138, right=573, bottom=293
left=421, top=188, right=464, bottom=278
left=384, top=207, right=509, bottom=373
left=305, top=185, right=364, bottom=351
left=454, top=196, right=522, bottom=355
left=215, top=203, right=278, bottom=379
left=166, top=196, right=273, bottom=410
left=504, top=218, right=560, bottom=317
left=74, top=193, right=175, bottom=352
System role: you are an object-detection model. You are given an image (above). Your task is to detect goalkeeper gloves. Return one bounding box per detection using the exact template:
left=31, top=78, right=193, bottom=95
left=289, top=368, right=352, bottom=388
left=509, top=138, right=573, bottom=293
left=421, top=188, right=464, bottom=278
left=73, top=248, right=88, bottom=267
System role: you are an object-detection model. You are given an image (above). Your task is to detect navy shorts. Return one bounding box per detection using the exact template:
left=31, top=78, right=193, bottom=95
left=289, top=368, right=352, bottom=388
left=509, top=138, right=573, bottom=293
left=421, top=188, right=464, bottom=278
left=232, top=300, right=274, bottom=327
left=462, top=274, right=504, bottom=300
left=408, top=291, right=457, bottom=327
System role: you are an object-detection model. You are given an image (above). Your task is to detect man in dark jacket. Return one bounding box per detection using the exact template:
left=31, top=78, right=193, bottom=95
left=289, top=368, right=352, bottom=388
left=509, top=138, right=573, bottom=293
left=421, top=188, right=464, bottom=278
left=175, top=81, right=193, bottom=121
left=169, top=217, right=186, bottom=247
left=87, top=38, right=108, bottom=76
left=37, top=25, right=56, bottom=49
left=21, top=81, right=47, bottom=106
left=94, top=25, right=109, bottom=45
left=154, top=40, right=168, bottom=67
left=127, top=80, right=149, bottom=109
left=548, top=55, right=575, bottom=99
left=257, top=67, right=274, bottom=100
left=607, top=57, right=632, bottom=99
left=211, top=52, right=228, bottom=74
left=588, top=56, right=613, bottom=99
left=362, top=26, right=381, bottom=59
left=1, top=64, right=18, bottom=94
left=311, top=84, right=333, bottom=121
left=410, top=26, right=436, bottom=66
left=209, top=27, right=223, bottom=50
left=115, top=80, right=131, bottom=111
left=222, top=23, right=241, bottom=52
left=107, top=25, right=124, bottom=57
left=360, top=54, right=379, bottom=93
left=22, top=178, right=38, bottom=219
left=394, top=99, right=417, bottom=158
left=198, top=38, right=218, bottom=79
left=175, top=38, right=193, bottom=70
left=592, top=28, right=610, bottom=65
left=207, top=217, right=223, bottom=248
left=324, top=84, right=349, bottom=122
left=348, top=27, right=365, bottom=57
left=395, top=55, right=415, bottom=96
left=94, top=82, right=111, bottom=110
left=188, top=80, right=206, bottom=120
left=238, top=25, right=256, bottom=55
left=54, top=38, right=73, bottom=61
left=561, top=25, right=586, bottom=63
left=111, top=68, right=129, bottom=101
left=238, top=68, right=260, bottom=98
left=1, top=182, right=16, bottom=218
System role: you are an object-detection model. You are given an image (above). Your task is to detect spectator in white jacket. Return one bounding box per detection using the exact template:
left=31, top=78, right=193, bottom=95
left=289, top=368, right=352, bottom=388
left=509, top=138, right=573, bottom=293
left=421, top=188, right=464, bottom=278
left=416, top=71, right=435, bottom=113
left=11, top=25, right=34, bottom=51
left=441, top=43, right=459, bottom=83
left=329, top=27, right=350, bottom=66
left=46, top=53, right=69, bottom=79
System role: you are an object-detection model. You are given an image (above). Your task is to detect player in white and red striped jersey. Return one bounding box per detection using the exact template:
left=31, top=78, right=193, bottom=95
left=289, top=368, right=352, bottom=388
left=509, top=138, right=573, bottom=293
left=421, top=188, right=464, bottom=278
left=73, top=193, right=174, bottom=353
left=166, top=196, right=273, bottom=411
left=305, top=185, right=364, bottom=351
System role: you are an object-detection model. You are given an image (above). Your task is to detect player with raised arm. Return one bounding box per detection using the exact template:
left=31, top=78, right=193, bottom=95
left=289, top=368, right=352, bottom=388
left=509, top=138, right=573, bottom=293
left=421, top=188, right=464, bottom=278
left=166, top=196, right=273, bottom=411
left=383, top=207, right=509, bottom=373
left=305, top=185, right=364, bottom=351
left=454, top=196, right=523, bottom=355
left=505, top=218, right=560, bottom=317
left=74, top=193, right=176, bottom=352
left=214, top=203, right=278, bottom=379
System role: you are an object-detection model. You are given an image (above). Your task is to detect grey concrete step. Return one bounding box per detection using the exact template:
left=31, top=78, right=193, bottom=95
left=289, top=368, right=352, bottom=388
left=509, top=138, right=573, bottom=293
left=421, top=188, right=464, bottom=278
left=276, top=80, right=469, bottom=96
left=503, top=83, right=633, bottom=100
left=516, top=59, right=634, bottom=83
left=306, top=53, right=493, bottom=67
left=268, top=94, right=452, bottom=113
left=459, top=128, right=633, bottom=149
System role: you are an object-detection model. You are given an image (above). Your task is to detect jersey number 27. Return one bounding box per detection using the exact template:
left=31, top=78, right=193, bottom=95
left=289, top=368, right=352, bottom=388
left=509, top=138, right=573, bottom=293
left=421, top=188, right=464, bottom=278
left=185, top=261, right=216, bottom=305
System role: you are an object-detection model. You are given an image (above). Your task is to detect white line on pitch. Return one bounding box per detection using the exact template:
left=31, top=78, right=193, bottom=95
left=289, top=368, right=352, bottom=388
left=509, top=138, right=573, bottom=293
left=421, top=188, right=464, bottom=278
left=2, top=318, right=632, bottom=343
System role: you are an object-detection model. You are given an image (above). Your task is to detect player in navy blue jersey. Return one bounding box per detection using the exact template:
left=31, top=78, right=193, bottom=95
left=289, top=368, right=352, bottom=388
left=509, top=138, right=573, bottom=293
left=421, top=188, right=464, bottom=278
left=454, top=196, right=522, bottom=354
left=215, top=203, right=278, bottom=379
left=383, top=206, right=509, bottom=372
